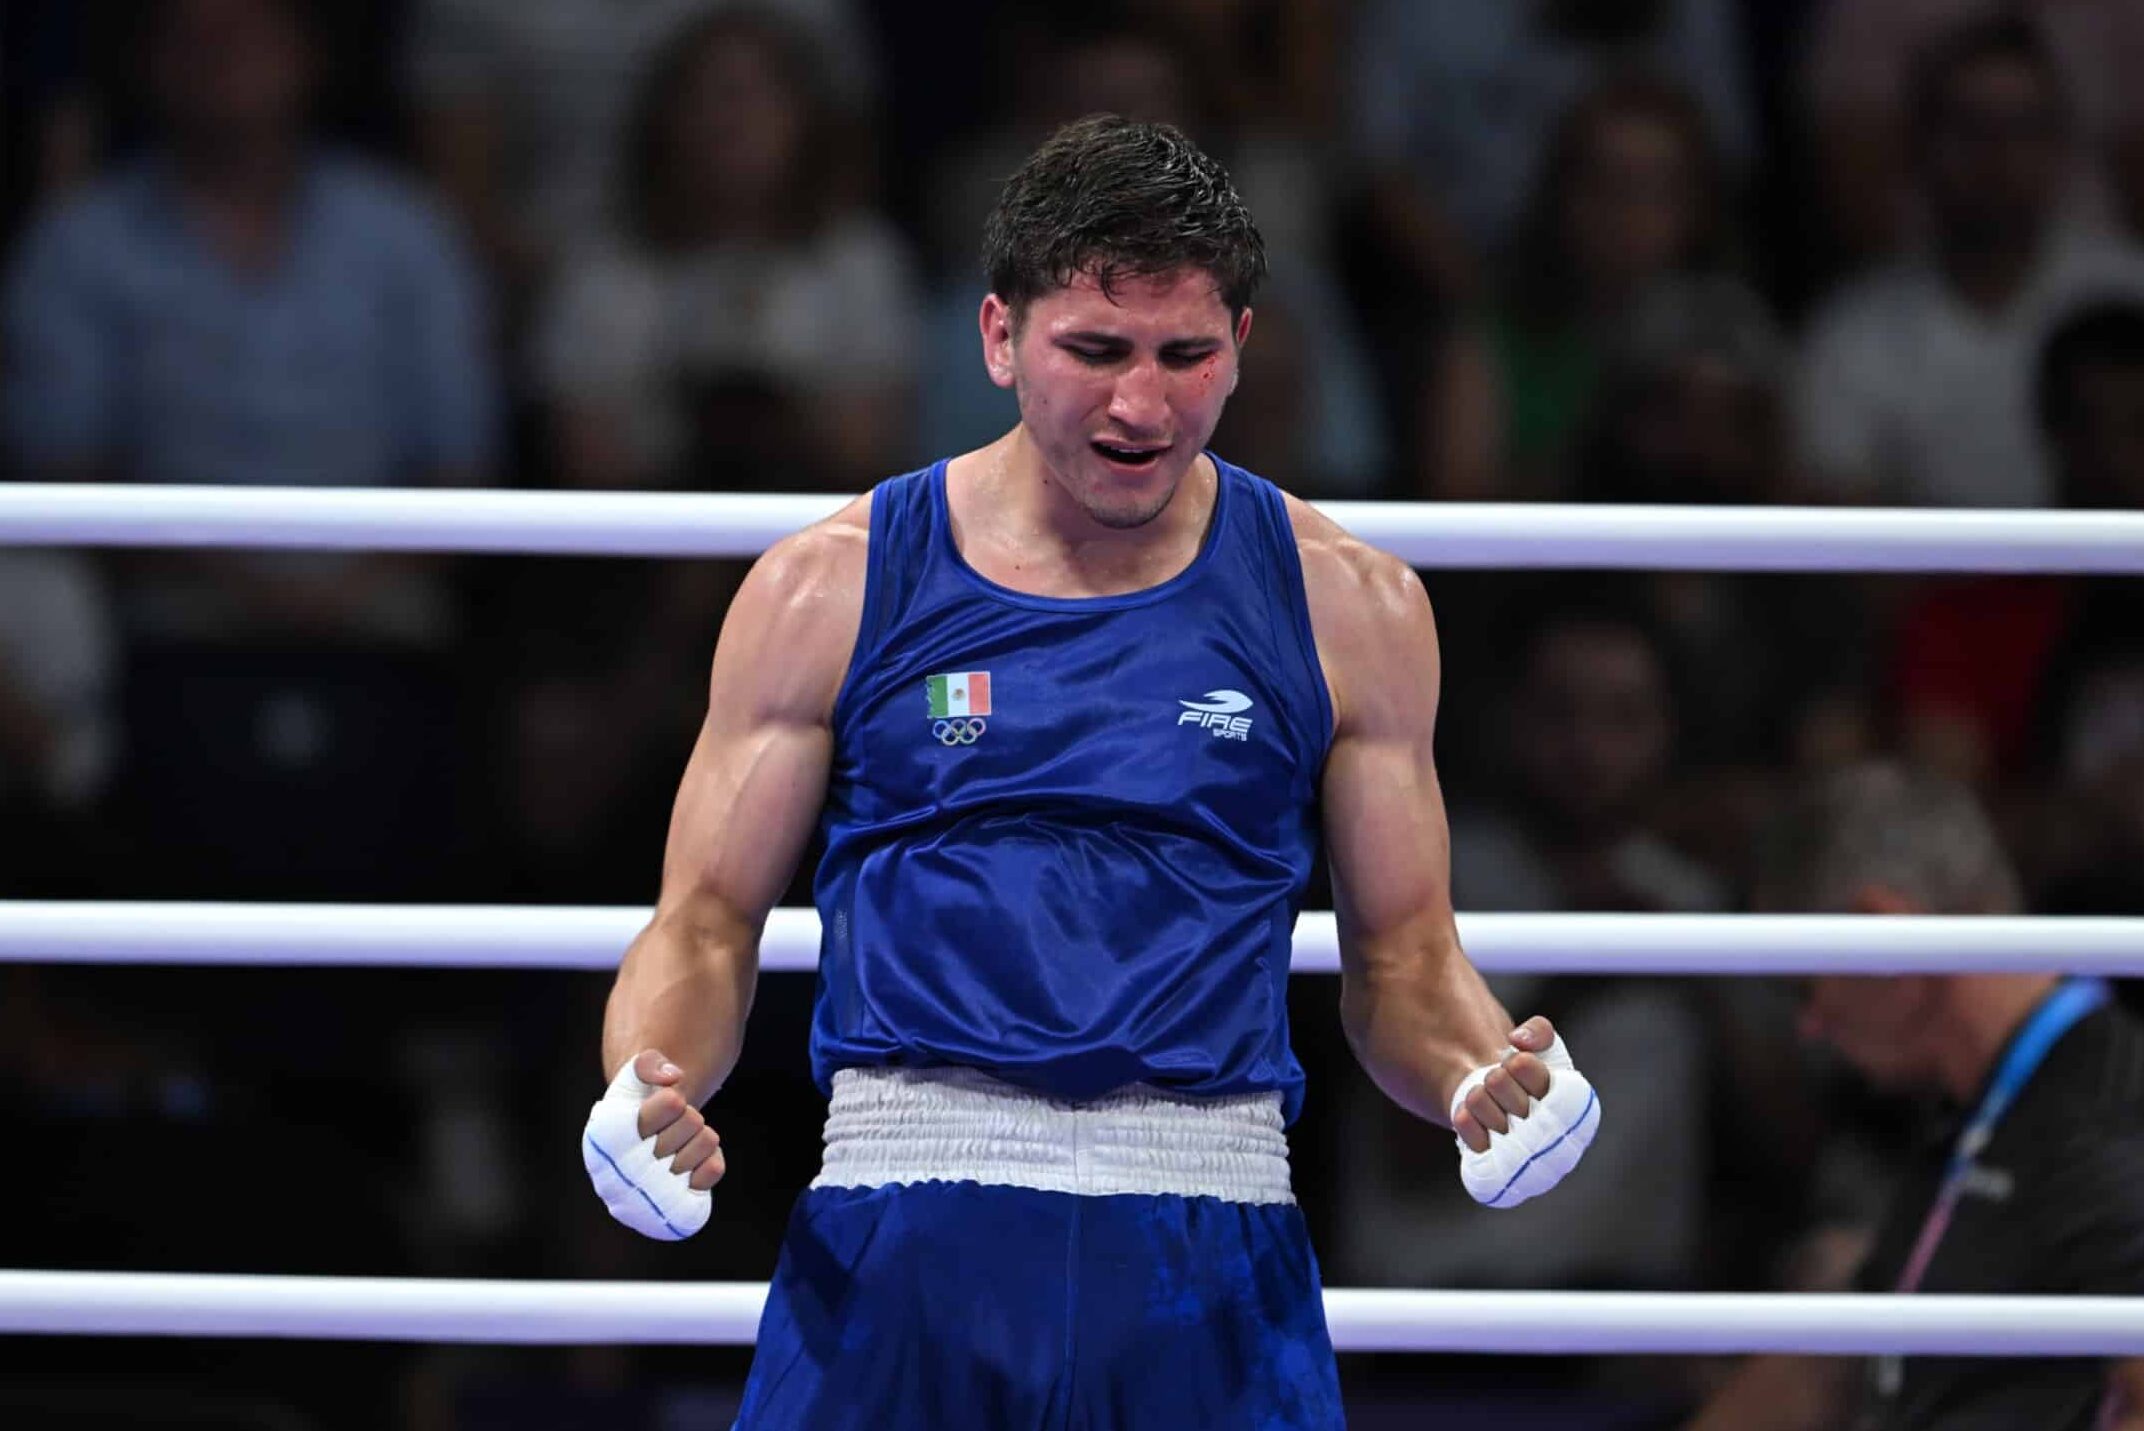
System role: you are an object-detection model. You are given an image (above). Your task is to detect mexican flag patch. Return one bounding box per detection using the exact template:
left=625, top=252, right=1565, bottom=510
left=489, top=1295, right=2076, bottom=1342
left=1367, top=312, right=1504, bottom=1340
left=925, top=671, right=992, bottom=719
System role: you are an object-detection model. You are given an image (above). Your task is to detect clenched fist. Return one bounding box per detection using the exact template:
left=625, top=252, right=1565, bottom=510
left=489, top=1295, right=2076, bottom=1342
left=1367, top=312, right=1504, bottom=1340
left=1449, top=1016, right=1600, bottom=1209
left=581, top=1048, right=725, bottom=1240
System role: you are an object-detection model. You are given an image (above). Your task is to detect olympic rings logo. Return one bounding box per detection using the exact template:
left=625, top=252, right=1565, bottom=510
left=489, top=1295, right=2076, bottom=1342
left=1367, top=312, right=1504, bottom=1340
left=932, top=717, right=987, bottom=746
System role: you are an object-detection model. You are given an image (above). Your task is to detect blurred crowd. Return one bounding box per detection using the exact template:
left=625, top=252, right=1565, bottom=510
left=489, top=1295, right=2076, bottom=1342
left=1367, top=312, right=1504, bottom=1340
left=4, top=0, right=2144, bottom=1426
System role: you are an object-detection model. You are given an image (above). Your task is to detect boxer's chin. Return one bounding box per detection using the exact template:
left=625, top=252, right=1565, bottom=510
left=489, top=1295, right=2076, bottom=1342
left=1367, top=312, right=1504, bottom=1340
left=1068, top=444, right=1186, bottom=529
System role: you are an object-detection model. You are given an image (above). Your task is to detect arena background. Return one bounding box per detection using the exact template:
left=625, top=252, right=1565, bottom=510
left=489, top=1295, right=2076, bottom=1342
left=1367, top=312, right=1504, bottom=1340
left=3, top=0, right=2142, bottom=1425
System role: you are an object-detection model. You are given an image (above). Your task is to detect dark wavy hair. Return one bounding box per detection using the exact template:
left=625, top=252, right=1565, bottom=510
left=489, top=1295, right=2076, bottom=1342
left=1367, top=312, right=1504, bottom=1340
left=2035, top=297, right=2144, bottom=508
left=2036, top=298, right=2144, bottom=435
left=982, top=114, right=1266, bottom=324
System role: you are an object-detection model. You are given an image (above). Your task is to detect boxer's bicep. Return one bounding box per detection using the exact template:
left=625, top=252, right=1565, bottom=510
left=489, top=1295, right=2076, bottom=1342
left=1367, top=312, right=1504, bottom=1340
left=657, top=700, right=828, bottom=937
left=657, top=513, right=867, bottom=929
left=1321, top=674, right=1453, bottom=959
left=1299, top=525, right=1506, bottom=1117
left=1318, top=565, right=1477, bottom=1030
left=605, top=512, right=867, bottom=1091
left=1304, top=534, right=1452, bottom=956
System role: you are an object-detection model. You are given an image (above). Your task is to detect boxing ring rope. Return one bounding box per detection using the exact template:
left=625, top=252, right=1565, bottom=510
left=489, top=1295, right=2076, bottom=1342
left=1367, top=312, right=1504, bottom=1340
left=4, top=481, right=2144, bottom=570
left=4, top=1273, right=2142, bottom=1357
left=2, top=903, right=2141, bottom=976
left=5, top=484, right=2140, bottom=1360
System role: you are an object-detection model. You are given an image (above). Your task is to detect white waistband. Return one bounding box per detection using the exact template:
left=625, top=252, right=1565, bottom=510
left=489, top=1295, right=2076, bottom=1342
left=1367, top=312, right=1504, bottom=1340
left=812, top=1066, right=1294, bottom=1205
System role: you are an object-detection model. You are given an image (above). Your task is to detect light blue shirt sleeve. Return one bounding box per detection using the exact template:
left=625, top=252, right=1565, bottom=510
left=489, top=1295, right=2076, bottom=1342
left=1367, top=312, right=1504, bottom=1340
left=1347, top=0, right=1480, bottom=172
left=1675, top=0, right=1756, bottom=171
left=385, top=197, right=498, bottom=479
left=3, top=202, right=120, bottom=471
left=1345, top=0, right=1422, bottom=167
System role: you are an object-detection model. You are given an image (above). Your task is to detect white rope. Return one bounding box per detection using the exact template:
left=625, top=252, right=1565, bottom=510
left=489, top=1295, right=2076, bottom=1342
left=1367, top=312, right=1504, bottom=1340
left=0, top=484, right=844, bottom=559
left=1, top=1272, right=2137, bottom=1355
left=0, top=904, right=2136, bottom=974
left=3, top=483, right=2143, bottom=571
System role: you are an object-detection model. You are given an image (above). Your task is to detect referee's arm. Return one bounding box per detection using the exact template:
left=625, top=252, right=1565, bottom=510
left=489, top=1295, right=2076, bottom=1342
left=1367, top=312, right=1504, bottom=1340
left=2057, top=1130, right=2144, bottom=1428
left=2111, top=1361, right=2144, bottom=1431
left=1687, top=1121, right=2144, bottom=1428
left=1682, top=1355, right=1855, bottom=1431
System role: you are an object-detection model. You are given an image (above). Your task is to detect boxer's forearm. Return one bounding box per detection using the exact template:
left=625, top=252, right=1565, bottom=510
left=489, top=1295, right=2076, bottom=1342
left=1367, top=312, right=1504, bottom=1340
left=1340, top=925, right=1513, bottom=1125
left=602, top=897, right=759, bottom=1106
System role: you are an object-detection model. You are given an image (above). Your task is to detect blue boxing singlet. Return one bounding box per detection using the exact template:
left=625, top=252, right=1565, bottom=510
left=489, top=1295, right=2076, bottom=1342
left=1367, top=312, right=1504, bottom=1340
left=810, top=453, right=1333, bottom=1123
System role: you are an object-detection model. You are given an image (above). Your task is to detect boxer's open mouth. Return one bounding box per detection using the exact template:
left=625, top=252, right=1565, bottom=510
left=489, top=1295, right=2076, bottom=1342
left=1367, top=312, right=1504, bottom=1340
left=1092, top=441, right=1168, bottom=469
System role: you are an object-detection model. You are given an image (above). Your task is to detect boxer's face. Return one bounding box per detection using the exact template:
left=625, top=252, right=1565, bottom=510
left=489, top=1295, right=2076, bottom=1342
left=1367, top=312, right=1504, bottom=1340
left=982, top=267, right=1251, bottom=530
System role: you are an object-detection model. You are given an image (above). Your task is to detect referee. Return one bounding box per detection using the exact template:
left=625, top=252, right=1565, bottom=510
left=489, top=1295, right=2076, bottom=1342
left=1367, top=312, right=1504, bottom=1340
left=1688, top=762, right=2144, bottom=1430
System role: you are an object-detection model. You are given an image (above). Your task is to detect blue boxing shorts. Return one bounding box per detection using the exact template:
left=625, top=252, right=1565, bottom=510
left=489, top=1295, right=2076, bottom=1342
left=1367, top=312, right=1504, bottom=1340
left=732, top=1068, right=1343, bottom=1430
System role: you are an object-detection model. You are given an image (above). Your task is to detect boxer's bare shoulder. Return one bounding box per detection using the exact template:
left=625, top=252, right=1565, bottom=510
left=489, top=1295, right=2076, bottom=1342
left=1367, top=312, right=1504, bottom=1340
left=747, top=492, right=872, bottom=639
left=718, top=493, right=873, bottom=718
left=1282, top=493, right=1439, bottom=731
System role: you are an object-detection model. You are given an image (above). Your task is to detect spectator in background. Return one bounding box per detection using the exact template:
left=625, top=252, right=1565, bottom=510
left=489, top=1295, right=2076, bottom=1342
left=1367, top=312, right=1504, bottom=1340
left=1577, top=274, right=1878, bottom=772
left=1, top=0, right=494, bottom=897
left=1578, top=275, right=1790, bottom=508
left=1795, top=16, right=2144, bottom=509
left=1346, top=0, right=1753, bottom=311
left=408, top=0, right=872, bottom=309
left=1139, top=0, right=1341, bottom=148
left=1802, top=0, right=2144, bottom=266
left=496, top=5, right=913, bottom=911
left=2, top=0, right=105, bottom=241
left=1332, top=591, right=1720, bottom=1296
left=2017, top=300, right=2144, bottom=910
left=1882, top=299, right=2144, bottom=802
left=1688, top=763, right=2144, bottom=1431
left=1573, top=277, right=1881, bottom=861
left=1422, top=76, right=1739, bottom=500
left=1450, top=592, right=1720, bottom=916
left=4, top=0, right=494, bottom=497
left=2042, top=300, right=2144, bottom=513
left=0, top=552, right=115, bottom=893
left=0, top=2, right=472, bottom=1330
left=533, top=3, right=917, bottom=493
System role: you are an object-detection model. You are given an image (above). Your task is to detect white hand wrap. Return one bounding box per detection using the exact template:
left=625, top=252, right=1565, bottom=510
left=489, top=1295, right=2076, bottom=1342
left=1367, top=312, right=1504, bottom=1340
left=581, top=1062, right=711, bottom=1241
left=1450, top=1034, right=1601, bottom=1209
